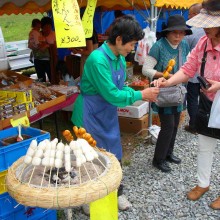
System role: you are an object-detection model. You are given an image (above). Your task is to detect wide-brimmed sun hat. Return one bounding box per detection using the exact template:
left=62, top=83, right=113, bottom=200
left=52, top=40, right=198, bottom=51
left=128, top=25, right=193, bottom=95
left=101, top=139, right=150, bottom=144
left=187, top=8, right=220, bottom=28
left=161, top=14, right=192, bottom=36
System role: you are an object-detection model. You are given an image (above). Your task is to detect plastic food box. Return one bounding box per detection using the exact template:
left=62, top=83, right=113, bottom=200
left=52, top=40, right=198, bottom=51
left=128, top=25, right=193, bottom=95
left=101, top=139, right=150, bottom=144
left=0, top=192, right=57, bottom=220
left=0, top=126, right=50, bottom=172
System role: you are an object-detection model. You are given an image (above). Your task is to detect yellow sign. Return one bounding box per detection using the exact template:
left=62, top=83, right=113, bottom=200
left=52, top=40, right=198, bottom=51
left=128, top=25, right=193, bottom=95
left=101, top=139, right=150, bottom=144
left=52, top=0, right=86, bottom=48
left=10, top=114, right=30, bottom=127
left=90, top=190, right=118, bottom=220
left=82, top=0, right=97, bottom=38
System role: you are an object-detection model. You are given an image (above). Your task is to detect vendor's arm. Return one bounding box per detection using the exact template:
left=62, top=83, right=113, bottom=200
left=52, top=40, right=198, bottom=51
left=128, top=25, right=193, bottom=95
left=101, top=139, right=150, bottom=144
left=84, top=52, right=158, bottom=107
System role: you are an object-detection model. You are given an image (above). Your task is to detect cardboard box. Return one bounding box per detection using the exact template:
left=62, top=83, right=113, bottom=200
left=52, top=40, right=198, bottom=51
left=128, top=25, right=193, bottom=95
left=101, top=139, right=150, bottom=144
left=118, top=114, right=148, bottom=133
left=15, top=90, right=32, bottom=103
left=117, top=101, right=149, bottom=118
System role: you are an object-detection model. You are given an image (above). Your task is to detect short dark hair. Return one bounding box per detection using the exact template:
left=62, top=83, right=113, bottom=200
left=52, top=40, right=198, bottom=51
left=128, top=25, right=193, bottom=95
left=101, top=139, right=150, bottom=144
left=108, top=15, right=144, bottom=45
left=41, top=17, right=53, bottom=28
left=202, top=0, right=220, bottom=11
left=31, top=19, right=41, bottom=28
left=114, top=10, right=125, bottom=18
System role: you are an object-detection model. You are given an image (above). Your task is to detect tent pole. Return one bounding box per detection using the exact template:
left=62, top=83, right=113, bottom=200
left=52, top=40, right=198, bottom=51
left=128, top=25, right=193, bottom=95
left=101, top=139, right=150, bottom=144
left=150, top=0, right=157, bottom=33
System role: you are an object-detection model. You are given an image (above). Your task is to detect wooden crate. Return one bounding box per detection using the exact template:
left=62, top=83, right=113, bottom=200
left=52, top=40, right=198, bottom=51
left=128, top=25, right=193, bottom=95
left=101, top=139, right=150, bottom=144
left=36, top=91, right=66, bottom=111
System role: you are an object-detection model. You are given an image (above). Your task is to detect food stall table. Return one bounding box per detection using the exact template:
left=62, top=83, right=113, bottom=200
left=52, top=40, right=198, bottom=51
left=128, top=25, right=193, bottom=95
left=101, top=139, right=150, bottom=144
left=0, top=93, right=78, bottom=139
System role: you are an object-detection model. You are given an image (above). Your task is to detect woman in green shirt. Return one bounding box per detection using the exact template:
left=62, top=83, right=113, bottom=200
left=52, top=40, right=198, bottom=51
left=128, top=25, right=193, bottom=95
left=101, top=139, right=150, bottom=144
left=71, top=15, right=159, bottom=210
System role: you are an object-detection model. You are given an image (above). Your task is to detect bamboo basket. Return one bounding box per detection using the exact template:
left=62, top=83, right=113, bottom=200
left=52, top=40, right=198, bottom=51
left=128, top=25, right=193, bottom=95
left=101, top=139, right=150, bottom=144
left=6, top=151, right=122, bottom=209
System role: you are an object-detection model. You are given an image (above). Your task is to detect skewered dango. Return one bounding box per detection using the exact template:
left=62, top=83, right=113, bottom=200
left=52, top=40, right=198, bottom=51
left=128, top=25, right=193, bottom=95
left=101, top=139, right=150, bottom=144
left=62, top=130, right=74, bottom=142
left=163, top=59, right=176, bottom=79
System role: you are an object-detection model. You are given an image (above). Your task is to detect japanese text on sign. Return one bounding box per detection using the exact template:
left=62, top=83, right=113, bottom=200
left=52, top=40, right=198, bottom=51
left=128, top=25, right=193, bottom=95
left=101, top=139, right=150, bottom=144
left=52, top=0, right=86, bottom=48
left=82, top=0, right=97, bottom=38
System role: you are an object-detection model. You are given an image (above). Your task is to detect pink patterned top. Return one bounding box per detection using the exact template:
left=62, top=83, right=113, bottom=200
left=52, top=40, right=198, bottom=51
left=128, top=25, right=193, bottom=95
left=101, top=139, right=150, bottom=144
left=181, top=35, right=220, bottom=101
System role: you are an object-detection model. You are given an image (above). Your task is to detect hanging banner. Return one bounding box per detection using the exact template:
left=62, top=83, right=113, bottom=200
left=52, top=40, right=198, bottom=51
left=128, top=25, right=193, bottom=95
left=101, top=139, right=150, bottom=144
left=52, top=0, right=86, bottom=48
left=82, top=0, right=97, bottom=38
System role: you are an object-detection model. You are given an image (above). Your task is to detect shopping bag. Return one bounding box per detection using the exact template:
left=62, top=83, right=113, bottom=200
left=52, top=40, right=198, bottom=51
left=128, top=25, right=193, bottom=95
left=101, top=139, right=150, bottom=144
left=208, top=90, right=220, bottom=129
left=134, top=27, right=156, bottom=65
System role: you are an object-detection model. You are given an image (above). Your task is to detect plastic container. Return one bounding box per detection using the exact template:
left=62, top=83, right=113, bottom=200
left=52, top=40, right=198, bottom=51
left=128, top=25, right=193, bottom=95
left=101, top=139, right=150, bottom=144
left=0, top=192, right=57, bottom=220
left=0, top=170, right=7, bottom=194
left=0, top=127, right=50, bottom=171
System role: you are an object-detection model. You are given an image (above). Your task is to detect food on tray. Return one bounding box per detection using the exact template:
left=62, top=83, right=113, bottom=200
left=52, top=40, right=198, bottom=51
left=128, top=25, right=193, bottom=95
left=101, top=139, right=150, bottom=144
left=0, top=72, right=18, bottom=87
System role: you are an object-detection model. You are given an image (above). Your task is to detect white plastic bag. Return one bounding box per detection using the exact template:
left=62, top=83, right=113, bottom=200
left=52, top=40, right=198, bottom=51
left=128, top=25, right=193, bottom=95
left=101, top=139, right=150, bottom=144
left=134, top=27, right=156, bottom=65
left=148, top=125, right=161, bottom=144
left=208, top=90, right=220, bottom=129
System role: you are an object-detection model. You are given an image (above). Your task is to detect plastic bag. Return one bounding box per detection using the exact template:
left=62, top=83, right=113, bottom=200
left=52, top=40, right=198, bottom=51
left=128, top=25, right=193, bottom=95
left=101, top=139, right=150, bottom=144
left=148, top=125, right=161, bottom=144
left=134, top=27, right=156, bottom=65
left=208, top=90, right=220, bottom=129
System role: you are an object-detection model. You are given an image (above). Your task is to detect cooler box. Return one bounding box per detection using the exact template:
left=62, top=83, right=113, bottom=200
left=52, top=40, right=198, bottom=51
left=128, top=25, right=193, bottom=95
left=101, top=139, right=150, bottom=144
left=0, top=127, right=50, bottom=171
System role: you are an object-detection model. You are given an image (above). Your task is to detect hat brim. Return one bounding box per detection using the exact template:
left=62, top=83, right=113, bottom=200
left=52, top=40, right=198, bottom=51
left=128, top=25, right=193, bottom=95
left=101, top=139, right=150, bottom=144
left=161, top=26, right=192, bottom=36
left=187, top=12, right=220, bottom=28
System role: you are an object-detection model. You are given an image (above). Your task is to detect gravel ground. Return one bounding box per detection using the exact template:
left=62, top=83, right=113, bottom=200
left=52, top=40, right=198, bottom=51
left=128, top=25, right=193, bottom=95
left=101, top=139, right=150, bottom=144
left=60, top=122, right=220, bottom=220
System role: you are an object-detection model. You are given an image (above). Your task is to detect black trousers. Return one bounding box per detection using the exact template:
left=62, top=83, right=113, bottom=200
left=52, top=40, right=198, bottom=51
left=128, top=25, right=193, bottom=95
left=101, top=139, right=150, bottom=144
left=34, top=59, right=51, bottom=82
left=153, top=112, right=180, bottom=162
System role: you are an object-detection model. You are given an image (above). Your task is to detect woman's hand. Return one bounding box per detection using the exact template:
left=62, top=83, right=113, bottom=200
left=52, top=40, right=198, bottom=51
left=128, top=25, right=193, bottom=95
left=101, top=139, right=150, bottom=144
left=151, top=77, right=170, bottom=88
left=206, top=79, right=220, bottom=93
left=141, top=87, right=159, bottom=102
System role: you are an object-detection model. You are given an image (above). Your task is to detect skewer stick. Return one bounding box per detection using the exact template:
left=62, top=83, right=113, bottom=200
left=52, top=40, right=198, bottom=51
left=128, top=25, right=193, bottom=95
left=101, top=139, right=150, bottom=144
left=68, top=176, right=71, bottom=209
left=79, top=167, right=81, bottom=184
left=55, top=168, right=59, bottom=188
left=48, top=167, right=52, bottom=187
left=96, top=158, right=107, bottom=169
left=40, top=166, right=47, bottom=188
left=91, top=161, right=99, bottom=176
left=14, top=203, right=21, bottom=208
left=28, top=166, right=36, bottom=185
left=68, top=172, right=71, bottom=188
left=83, top=164, right=91, bottom=181
left=18, top=163, right=26, bottom=181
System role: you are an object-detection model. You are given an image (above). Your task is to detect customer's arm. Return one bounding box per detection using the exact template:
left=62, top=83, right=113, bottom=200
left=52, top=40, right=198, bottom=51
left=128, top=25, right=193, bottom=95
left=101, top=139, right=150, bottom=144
left=153, top=69, right=189, bottom=88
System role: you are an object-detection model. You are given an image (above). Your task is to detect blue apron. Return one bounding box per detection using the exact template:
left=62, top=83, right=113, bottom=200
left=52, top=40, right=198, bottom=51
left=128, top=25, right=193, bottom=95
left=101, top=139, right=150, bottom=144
left=82, top=47, right=125, bottom=159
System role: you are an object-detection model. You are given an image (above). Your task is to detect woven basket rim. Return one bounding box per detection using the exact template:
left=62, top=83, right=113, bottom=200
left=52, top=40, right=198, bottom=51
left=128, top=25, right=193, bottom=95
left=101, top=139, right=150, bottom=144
left=6, top=151, right=122, bottom=209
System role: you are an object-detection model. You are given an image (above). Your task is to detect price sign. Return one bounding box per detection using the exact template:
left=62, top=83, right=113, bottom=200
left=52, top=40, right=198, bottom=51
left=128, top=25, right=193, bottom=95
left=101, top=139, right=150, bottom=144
left=52, top=0, right=86, bottom=48
left=82, top=0, right=97, bottom=38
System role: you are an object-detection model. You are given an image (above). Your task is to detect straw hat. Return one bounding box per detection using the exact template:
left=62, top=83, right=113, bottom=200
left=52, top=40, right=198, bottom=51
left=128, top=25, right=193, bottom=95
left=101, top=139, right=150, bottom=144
left=187, top=8, right=220, bottom=28
left=161, top=14, right=192, bottom=36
